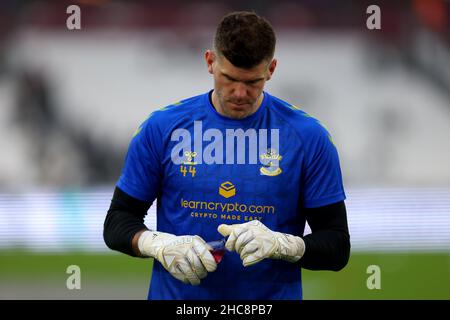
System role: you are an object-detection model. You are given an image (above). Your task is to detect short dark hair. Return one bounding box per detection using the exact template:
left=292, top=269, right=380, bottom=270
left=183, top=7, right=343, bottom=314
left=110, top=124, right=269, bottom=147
left=214, top=11, right=276, bottom=69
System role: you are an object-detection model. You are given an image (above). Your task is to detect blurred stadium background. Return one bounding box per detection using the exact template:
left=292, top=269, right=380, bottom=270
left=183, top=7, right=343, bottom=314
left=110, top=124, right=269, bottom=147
left=0, top=0, right=449, bottom=299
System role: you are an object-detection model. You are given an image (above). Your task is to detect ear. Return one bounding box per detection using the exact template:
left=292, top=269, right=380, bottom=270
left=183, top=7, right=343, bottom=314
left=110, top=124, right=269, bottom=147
left=205, top=50, right=215, bottom=74
left=266, top=59, right=277, bottom=81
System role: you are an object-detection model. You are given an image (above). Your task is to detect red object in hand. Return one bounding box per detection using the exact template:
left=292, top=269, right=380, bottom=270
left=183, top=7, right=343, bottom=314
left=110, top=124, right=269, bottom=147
left=207, top=238, right=227, bottom=263
left=211, top=249, right=225, bottom=264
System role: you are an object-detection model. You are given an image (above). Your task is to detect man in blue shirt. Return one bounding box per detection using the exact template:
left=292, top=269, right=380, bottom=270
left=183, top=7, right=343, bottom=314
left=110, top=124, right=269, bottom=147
left=104, top=11, right=350, bottom=300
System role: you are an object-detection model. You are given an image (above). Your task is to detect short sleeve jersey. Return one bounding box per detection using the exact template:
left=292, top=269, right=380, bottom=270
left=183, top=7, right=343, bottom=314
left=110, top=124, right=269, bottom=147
left=117, top=91, right=346, bottom=300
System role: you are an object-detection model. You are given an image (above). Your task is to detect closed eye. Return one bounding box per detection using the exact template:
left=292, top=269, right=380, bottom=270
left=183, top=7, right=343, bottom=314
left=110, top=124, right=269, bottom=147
left=224, top=74, right=237, bottom=82
left=245, top=79, right=263, bottom=85
left=222, top=72, right=263, bottom=85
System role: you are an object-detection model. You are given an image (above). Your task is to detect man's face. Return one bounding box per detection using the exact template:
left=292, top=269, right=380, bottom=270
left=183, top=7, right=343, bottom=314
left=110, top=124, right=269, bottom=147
left=205, top=50, right=277, bottom=119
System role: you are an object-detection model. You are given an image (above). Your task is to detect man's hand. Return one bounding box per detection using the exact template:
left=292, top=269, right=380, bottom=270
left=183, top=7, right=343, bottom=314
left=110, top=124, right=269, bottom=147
left=218, top=220, right=305, bottom=267
left=138, top=231, right=217, bottom=285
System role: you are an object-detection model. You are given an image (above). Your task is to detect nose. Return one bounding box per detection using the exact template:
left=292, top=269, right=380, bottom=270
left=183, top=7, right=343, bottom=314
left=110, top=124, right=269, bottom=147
left=232, top=82, right=248, bottom=100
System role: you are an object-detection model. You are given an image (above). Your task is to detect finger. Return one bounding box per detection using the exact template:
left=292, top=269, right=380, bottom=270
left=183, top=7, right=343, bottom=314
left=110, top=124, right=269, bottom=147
left=224, top=225, right=249, bottom=252
left=186, top=247, right=207, bottom=279
left=234, top=230, right=255, bottom=255
left=240, top=239, right=267, bottom=267
left=242, top=253, right=265, bottom=267
left=224, top=230, right=237, bottom=252
left=193, top=237, right=217, bottom=273
left=242, top=238, right=277, bottom=267
left=177, top=259, right=201, bottom=286
left=239, top=239, right=259, bottom=261
left=248, top=220, right=262, bottom=227
left=218, top=224, right=238, bottom=251
left=171, top=263, right=189, bottom=284
left=218, top=224, right=233, bottom=237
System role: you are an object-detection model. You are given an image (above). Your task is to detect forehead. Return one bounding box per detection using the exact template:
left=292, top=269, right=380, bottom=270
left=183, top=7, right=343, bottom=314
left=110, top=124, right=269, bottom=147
left=217, top=54, right=269, bottom=80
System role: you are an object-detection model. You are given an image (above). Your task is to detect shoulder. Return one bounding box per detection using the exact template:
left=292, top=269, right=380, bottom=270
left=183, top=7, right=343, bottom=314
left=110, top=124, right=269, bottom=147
left=267, top=93, right=332, bottom=143
left=136, top=93, right=205, bottom=137
left=146, top=93, right=204, bottom=123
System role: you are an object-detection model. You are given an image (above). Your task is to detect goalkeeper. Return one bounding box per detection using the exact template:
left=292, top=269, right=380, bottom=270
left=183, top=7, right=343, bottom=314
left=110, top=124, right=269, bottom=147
left=104, top=11, right=350, bottom=300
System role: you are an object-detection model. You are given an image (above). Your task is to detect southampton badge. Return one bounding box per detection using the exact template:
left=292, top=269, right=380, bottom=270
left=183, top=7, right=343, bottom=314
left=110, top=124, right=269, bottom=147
left=259, top=149, right=282, bottom=176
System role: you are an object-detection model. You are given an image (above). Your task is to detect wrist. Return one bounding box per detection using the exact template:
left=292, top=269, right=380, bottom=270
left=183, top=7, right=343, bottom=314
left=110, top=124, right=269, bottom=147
left=273, top=232, right=305, bottom=263
left=132, top=229, right=149, bottom=257
left=138, top=230, right=165, bottom=257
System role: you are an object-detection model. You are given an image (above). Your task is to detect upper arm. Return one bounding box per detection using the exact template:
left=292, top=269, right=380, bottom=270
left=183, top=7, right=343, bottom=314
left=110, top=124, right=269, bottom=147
left=117, top=114, right=163, bottom=203
left=304, top=201, right=349, bottom=233
left=109, top=186, right=152, bottom=216
left=301, top=122, right=346, bottom=208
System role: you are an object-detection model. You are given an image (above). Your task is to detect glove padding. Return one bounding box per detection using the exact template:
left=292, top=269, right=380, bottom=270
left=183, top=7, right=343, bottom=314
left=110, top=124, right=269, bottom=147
left=138, top=231, right=217, bottom=285
left=218, top=220, right=305, bottom=267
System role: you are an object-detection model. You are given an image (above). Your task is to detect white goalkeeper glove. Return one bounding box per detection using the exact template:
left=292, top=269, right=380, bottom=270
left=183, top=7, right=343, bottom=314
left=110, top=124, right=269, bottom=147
left=218, top=220, right=305, bottom=267
left=138, top=231, right=217, bottom=285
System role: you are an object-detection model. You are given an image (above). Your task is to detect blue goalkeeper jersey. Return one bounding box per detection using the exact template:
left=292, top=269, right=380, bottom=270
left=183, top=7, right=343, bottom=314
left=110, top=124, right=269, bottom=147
left=117, top=90, right=346, bottom=300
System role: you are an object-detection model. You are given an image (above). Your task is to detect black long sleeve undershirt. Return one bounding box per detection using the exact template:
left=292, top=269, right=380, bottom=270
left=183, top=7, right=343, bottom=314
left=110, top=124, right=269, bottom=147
left=300, top=201, right=350, bottom=271
left=104, top=187, right=351, bottom=270
left=103, top=187, right=151, bottom=256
